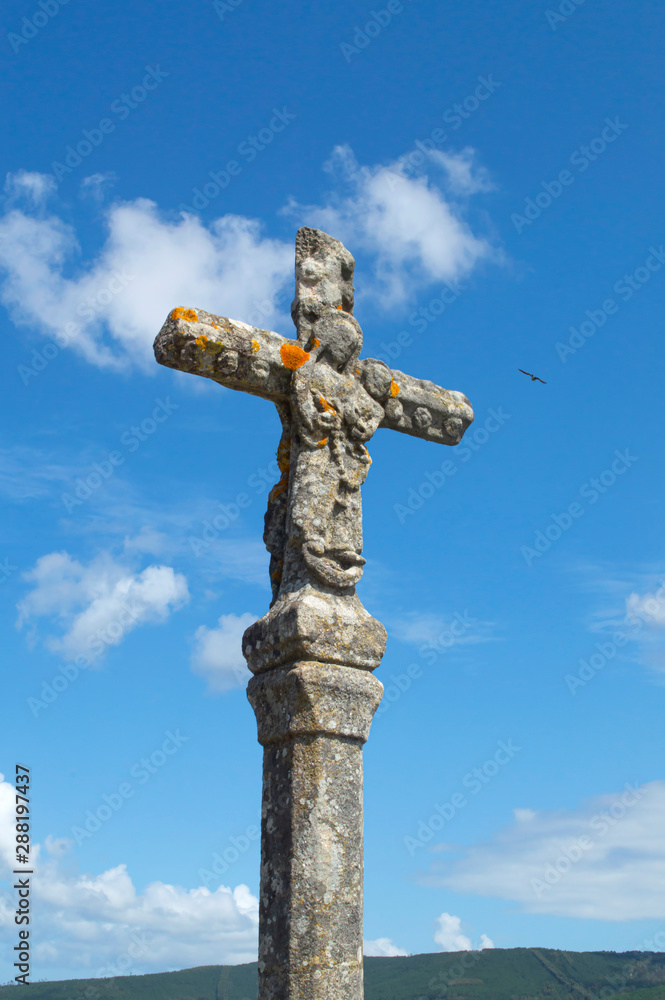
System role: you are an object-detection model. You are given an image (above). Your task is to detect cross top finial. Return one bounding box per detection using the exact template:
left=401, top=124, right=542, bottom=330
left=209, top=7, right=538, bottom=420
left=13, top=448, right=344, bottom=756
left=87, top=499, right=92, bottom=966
left=292, top=227, right=356, bottom=335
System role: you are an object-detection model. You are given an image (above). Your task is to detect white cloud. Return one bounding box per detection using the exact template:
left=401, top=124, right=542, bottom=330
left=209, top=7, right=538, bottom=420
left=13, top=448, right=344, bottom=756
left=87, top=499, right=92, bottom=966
left=514, top=808, right=537, bottom=822
left=363, top=937, right=409, bottom=957
left=430, top=149, right=495, bottom=196
left=391, top=612, right=448, bottom=645
left=390, top=610, right=496, bottom=649
left=193, top=538, right=270, bottom=588
left=4, top=169, right=56, bottom=206
left=17, top=550, right=189, bottom=664
left=623, top=583, right=665, bottom=680
left=433, top=912, right=494, bottom=952
left=191, top=612, right=257, bottom=693
left=80, top=172, right=117, bottom=202
left=585, top=572, right=665, bottom=681
left=44, top=834, right=75, bottom=857
left=0, top=149, right=498, bottom=371
left=434, top=913, right=472, bottom=951
left=0, top=445, right=269, bottom=590
left=0, top=180, right=293, bottom=371
left=0, top=146, right=499, bottom=381
left=80, top=500, right=270, bottom=588
left=626, top=585, right=665, bottom=628
left=0, top=446, right=76, bottom=500
left=421, top=781, right=665, bottom=920
left=283, top=144, right=495, bottom=305
left=0, top=775, right=258, bottom=978
left=0, top=777, right=18, bottom=871
left=122, top=526, right=170, bottom=556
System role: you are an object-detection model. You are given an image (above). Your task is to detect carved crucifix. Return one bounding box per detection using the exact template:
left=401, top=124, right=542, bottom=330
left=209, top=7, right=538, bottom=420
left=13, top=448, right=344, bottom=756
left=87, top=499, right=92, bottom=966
left=154, top=227, right=473, bottom=1000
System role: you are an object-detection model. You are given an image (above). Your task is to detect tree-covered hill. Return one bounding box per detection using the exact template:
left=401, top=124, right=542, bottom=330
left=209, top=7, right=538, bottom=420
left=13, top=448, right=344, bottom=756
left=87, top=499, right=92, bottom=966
left=2, top=948, right=665, bottom=1000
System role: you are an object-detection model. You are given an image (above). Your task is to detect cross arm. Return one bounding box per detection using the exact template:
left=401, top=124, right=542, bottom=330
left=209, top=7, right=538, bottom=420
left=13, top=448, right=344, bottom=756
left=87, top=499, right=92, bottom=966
left=154, top=306, right=297, bottom=403
left=358, top=359, right=474, bottom=446
left=154, top=307, right=474, bottom=446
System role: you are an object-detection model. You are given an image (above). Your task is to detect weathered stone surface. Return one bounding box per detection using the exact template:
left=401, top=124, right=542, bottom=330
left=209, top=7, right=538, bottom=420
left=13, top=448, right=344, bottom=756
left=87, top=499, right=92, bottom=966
left=247, top=663, right=383, bottom=1000
left=248, top=660, right=383, bottom=744
left=154, top=228, right=473, bottom=600
left=154, top=307, right=293, bottom=403
left=291, top=227, right=356, bottom=333
left=153, top=227, right=474, bottom=1000
left=369, top=363, right=473, bottom=445
left=243, top=587, right=386, bottom=674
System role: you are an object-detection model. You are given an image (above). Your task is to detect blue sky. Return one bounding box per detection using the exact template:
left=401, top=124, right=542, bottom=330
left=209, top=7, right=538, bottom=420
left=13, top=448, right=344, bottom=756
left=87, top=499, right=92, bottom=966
left=2, top=0, right=665, bottom=982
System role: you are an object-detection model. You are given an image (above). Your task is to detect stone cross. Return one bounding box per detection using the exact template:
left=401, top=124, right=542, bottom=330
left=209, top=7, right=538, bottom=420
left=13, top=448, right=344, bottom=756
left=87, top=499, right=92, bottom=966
left=154, top=228, right=474, bottom=1000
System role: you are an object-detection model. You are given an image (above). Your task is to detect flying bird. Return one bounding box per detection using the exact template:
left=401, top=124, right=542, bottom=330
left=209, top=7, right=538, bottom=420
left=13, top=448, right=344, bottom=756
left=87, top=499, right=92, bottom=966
left=518, top=369, right=546, bottom=384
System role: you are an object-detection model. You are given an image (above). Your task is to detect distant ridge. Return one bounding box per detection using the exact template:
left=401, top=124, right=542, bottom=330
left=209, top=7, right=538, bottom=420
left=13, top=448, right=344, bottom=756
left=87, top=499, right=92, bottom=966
left=3, top=948, right=665, bottom=1000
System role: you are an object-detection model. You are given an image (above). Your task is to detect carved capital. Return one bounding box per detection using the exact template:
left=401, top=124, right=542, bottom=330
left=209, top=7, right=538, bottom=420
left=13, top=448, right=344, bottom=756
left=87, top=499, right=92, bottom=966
left=247, top=661, right=384, bottom=746
left=243, top=589, right=387, bottom=674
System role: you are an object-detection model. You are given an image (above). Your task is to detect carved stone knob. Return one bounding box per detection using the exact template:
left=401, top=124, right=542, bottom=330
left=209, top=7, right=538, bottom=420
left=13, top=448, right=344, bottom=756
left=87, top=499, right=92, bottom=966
left=413, top=406, right=433, bottom=430
left=384, top=398, right=404, bottom=422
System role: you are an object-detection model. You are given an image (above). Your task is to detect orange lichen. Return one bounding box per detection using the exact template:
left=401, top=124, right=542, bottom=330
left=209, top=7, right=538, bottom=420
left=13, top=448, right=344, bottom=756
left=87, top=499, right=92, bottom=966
left=310, top=337, right=321, bottom=349
left=277, top=438, right=291, bottom=473
left=364, top=446, right=372, bottom=465
left=171, top=307, right=198, bottom=323
left=269, top=439, right=291, bottom=502
left=280, top=343, right=310, bottom=369
left=194, top=334, right=223, bottom=354
left=269, top=480, right=288, bottom=502
left=390, top=380, right=400, bottom=397
left=318, top=396, right=336, bottom=413
left=251, top=339, right=261, bottom=353
left=316, top=437, right=328, bottom=448
left=212, top=323, right=219, bottom=329
left=336, top=304, right=343, bottom=310
left=271, top=560, right=284, bottom=583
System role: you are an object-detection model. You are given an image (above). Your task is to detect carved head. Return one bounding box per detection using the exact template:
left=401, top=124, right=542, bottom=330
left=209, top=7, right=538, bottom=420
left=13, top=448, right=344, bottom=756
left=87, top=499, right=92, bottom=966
left=291, top=227, right=355, bottom=330
left=358, top=358, right=393, bottom=402
left=308, top=312, right=363, bottom=373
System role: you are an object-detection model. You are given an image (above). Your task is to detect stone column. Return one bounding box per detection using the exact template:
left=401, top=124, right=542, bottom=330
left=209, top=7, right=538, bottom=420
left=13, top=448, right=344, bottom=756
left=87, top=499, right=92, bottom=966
left=245, top=591, right=386, bottom=1000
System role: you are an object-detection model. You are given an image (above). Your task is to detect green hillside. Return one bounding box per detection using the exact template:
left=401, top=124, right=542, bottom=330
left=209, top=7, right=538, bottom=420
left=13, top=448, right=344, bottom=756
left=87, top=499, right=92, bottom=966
left=3, top=949, right=665, bottom=1000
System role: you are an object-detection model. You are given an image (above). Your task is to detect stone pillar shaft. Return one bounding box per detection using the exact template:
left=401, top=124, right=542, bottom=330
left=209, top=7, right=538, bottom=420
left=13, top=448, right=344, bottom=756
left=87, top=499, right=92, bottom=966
left=248, top=661, right=383, bottom=1000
